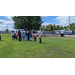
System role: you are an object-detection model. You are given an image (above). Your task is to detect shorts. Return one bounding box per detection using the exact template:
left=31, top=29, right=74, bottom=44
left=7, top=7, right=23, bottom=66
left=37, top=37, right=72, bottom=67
left=12, top=36, right=14, bottom=38
left=30, top=38, right=32, bottom=40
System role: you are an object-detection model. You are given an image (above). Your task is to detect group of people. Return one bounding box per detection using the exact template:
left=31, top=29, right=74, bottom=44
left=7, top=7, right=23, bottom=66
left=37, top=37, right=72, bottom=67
left=11, top=30, right=42, bottom=43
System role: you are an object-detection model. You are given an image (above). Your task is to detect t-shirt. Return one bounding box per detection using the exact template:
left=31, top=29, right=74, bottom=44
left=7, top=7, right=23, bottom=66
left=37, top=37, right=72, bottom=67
left=11, top=33, right=14, bottom=36
left=39, top=34, right=42, bottom=38
left=30, top=34, right=32, bottom=38
left=23, top=34, right=25, bottom=37
left=22, top=34, right=23, bottom=37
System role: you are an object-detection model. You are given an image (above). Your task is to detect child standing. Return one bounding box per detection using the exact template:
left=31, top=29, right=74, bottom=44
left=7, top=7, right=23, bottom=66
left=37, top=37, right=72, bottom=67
left=34, top=32, right=37, bottom=43
left=30, top=32, right=32, bottom=41
left=39, top=33, right=42, bottom=43
left=21, top=32, right=23, bottom=40
left=15, top=31, right=18, bottom=40
left=16, top=31, right=18, bottom=39
left=11, top=31, right=14, bottom=40
left=26, top=31, right=28, bottom=41
left=23, top=32, right=25, bottom=40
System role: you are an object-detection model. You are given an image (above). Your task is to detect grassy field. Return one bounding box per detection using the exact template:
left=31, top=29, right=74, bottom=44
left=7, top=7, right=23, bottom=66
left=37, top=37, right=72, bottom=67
left=0, top=34, right=75, bottom=58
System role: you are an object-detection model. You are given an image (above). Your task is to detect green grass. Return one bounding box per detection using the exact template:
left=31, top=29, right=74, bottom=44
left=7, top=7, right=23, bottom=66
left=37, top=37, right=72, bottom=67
left=0, top=34, right=75, bottom=58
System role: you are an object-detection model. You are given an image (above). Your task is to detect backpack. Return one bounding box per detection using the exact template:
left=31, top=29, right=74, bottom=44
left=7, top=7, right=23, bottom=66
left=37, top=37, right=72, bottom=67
left=14, top=33, right=17, bottom=38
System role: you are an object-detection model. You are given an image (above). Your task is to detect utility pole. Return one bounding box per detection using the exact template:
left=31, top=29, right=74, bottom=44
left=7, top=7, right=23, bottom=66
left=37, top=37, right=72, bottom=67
left=68, top=16, right=70, bottom=35
left=69, top=16, right=70, bottom=30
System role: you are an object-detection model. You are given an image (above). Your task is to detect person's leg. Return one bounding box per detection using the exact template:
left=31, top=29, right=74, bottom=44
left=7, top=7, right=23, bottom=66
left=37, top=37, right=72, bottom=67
left=28, top=36, right=30, bottom=41
left=20, top=36, right=21, bottom=41
left=39, top=38, right=40, bottom=43
left=35, top=37, right=36, bottom=42
left=39, top=38, right=41, bottom=43
left=40, top=38, right=41, bottom=43
left=16, top=37, right=18, bottom=40
left=15, top=37, right=17, bottom=40
left=34, top=37, right=35, bottom=42
left=28, top=36, right=29, bottom=41
left=0, top=36, right=1, bottom=41
left=19, top=36, right=20, bottom=41
left=12, top=36, right=14, bottom=40
left=23, top=37, right=24, bottom=40
left=31, top=38, right=32, bottom=41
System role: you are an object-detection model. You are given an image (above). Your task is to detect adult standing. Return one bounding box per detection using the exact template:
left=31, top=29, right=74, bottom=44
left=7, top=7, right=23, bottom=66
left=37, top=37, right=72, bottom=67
left=26, top=31, right=28, bottom=41
left=28, top=31, right=30, bottom=41
left=32, top=29, right=35, bottom=40
left=0, top=33, right=1, bottom=41
left=18, top=30, right=21, bottom=41
left=34, top=32, right=37, bottom=43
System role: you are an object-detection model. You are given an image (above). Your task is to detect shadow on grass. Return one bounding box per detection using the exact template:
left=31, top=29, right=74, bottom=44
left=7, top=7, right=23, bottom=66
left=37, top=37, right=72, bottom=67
left=41, top=42, right=47, bottom=44
left=16, top=40, right=47, bottom=44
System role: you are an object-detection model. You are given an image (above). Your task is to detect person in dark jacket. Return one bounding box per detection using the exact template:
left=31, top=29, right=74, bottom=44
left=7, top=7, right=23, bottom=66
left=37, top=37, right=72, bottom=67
left=26, top=31, right=28, bottom=41
left=28, top=31, right=30, bottom=41
left=0, top=34, right=1, bottom=41
left=18, top=30, right=21, bottom=41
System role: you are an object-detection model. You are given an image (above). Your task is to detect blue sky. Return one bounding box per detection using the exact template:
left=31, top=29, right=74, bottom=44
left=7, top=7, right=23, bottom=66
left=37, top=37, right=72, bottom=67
left=0, top=16, right=75, bottom=31
left=41, top=16, right=58, bottom=24
left=42, top=16, right=57, bottom=24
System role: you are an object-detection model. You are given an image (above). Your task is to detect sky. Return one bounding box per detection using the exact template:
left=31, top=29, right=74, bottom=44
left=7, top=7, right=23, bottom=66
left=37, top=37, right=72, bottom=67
left=0, top=16, right=75, bottom=31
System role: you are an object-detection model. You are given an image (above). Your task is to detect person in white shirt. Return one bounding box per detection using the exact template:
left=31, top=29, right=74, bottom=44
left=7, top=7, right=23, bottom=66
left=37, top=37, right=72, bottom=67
left=39, top=33, right=42, bottom=43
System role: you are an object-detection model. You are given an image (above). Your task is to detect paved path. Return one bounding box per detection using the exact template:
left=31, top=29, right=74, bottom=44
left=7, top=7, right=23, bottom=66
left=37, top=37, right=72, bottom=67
left=64, top=35, right=75, bottom=37
left=36, top=34, right=75, bottom=37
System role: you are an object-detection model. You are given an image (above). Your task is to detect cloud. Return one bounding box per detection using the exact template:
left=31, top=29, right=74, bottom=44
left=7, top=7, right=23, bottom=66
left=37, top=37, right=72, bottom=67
left=42, top=23, right=52, bottom=27
left=0, top=19, right=14, bottom=31
left=5, top=16, right=14, bottom=20
left=0, top=20, right=5, bottom=24
left=55, top=16, right=75, bottom=26
left=0, top=20, right=14, bottom=25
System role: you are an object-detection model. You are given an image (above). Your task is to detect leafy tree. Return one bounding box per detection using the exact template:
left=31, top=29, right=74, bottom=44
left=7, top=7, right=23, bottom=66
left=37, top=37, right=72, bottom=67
left=56, top=25, right=60, bottom=30
left=51, top=25, right=53, bottom=31
left=53, top=24, right=56, bottom=30
left=60, top=26, right=63, bottom=29
left=12, top=16, right=43, bottom=31
left=70, top=23, right=75, bottom=30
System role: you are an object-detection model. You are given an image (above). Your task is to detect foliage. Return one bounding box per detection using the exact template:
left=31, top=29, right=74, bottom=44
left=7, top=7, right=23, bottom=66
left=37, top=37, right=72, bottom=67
left=41, top=23, right=75, bottom=31
left=12, top=16, right=43, bottom=31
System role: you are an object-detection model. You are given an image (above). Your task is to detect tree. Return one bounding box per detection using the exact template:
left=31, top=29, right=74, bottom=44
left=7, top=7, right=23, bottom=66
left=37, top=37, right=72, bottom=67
left=60, top=26, right=63, bottom=29
left=56, top=25, right=60, bottom=30
left=70, top=23, right=75, bottom=30
left=50, top=25, right=53, bottom=31
left=6, top=29, right=9, bottom=33
left=63, top=26, right=67, bottom=29
left=12, top=16, right=43, bottom=31
left=53, top=24, right=56, bottom=30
